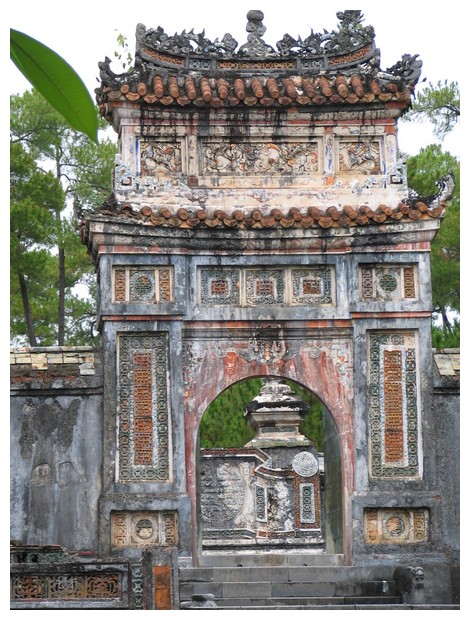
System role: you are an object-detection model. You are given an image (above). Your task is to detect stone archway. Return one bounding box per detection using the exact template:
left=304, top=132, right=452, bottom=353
left=196, top=374, right=344, bottom=558
left=182, top=322, right=354, bottom=563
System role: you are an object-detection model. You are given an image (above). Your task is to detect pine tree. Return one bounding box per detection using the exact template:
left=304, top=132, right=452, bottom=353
left=10, top=89, right=117, bottom=345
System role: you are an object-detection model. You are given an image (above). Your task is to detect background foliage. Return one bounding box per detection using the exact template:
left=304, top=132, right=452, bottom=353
left=199, top=378, right=325, bottom=450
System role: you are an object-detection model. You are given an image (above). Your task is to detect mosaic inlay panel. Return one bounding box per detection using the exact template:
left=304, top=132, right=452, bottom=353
left=113, top=267, right=173, bottom=303
left=338, top=140, right=381, bottom=173
left=112, top=511, right=178, bottom=547
left=364, top=508, right=429, bottom=544
left=11, top=573, right=121, bottom=600
left=202, top=141, right=319, bottom=175
left=139, top=140, right=181, bottom=176
left=294, top=475, right=321, bottom=530
left=291, top=268, right=333, bottom=304
left=199, top=266, right=335, bottom=306
left=299, top=484, right=315, bottom=524
left=246, top=269, right=285, bottom=305
left=360, top=265, right=417, bottom=301
left=255, top=485, right=268, bottom=522
left=117, top=333, right=170, bottom=482
left=368, top=332, right=420, bottom=478
left=200, top=269, right=241, bottom=305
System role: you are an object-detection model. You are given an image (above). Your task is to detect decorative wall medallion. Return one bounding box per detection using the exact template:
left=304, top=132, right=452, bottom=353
left=130, top=270, right=155, bottom=301
left=293, top=451, right=319, bottom=477
left=364, top=508, right=429, bottom=544
left=368, top=331, right=420, bottom=478
left=112, top=511, right=178, bottom=547
left=117, top=333, right=171, bottom=482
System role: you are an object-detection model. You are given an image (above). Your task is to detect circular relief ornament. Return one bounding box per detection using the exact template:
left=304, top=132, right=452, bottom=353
left=130, top=271, right=155, bottom=301
left=135, top=518, right=154, bottom=540
left=385, top=515, right=406, bottom=537
left=292, top=451, right=318, bottom=477
left=378, top=273, right=398, bottom=293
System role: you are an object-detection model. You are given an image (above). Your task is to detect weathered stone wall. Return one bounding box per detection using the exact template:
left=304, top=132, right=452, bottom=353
left=323, top=409, right=343, bottom=554
left=432, top=350, right=460, bottom=603
left=10, top=347, right=103, bottom=553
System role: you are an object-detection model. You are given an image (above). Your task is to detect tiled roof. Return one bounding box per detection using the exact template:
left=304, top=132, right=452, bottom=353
left=433, top=350, right=460, bottom=377
left=96, top=11, right=422, bottom=114
left=102, top=200, right=446, bottom=230
left=99, top=73, right=413, bottom=111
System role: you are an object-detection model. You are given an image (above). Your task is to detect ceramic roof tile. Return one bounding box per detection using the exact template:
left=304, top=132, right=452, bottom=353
left=105, top=200, right=448, bottom=231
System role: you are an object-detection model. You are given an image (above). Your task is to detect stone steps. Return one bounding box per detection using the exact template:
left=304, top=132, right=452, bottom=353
left=199, top=551, right=344, bottom=567
left=213, top=596, right=403, bottom=608
left=179, top=562, right=402, bottom=609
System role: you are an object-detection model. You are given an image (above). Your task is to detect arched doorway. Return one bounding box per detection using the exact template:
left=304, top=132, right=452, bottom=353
left=194, top=375, right=345, bottom=560
left=182, top=328, right=354, bottom=564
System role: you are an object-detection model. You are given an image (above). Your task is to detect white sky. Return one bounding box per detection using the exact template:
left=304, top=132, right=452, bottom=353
left=6, top=0, right=462, bottom=157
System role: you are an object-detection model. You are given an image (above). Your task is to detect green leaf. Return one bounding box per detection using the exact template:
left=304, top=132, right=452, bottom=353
left=10, top=29, right=98, bottom=144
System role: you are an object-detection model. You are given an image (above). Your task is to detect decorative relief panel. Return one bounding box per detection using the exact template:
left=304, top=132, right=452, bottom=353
left=130, top=564, right=144, bottom=609
left=338, top=140, right=381, bottom=174
left=117, top=333, right=171, bottom=482
left=139, top=140, right=181, bottom=176
left=294, top=472, right=321, bottom=530
left=202, top=141, right=319, bottom=175
left=364, top=508, right=429, bottom=544
left=360, top=265, right=417, bottom=301
left=112, top=511, right=178, bottom=547
left=200, top=448, right=323, bottom=544
left=199, top=266, right=334, bottom=306
left=11, top=573, right=121, bottom=601
left=113, top=267, right=173, bottom=303
left=368, top=332, right=420, bottom=478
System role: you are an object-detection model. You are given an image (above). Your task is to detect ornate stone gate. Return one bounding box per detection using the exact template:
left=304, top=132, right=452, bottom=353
left=10, top=9, right=459, bottom=609
left=85, top=8, right=453, bottom=565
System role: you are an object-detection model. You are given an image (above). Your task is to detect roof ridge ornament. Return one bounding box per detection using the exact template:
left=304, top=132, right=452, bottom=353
left=97, top=10, right=422, bottom=94
left=239, top=10, right=275, bottom=58
left=134, top=9, right=379, bottom=62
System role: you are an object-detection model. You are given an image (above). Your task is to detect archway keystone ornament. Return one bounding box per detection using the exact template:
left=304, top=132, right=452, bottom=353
left=80, top=7, right=454, bottom=607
